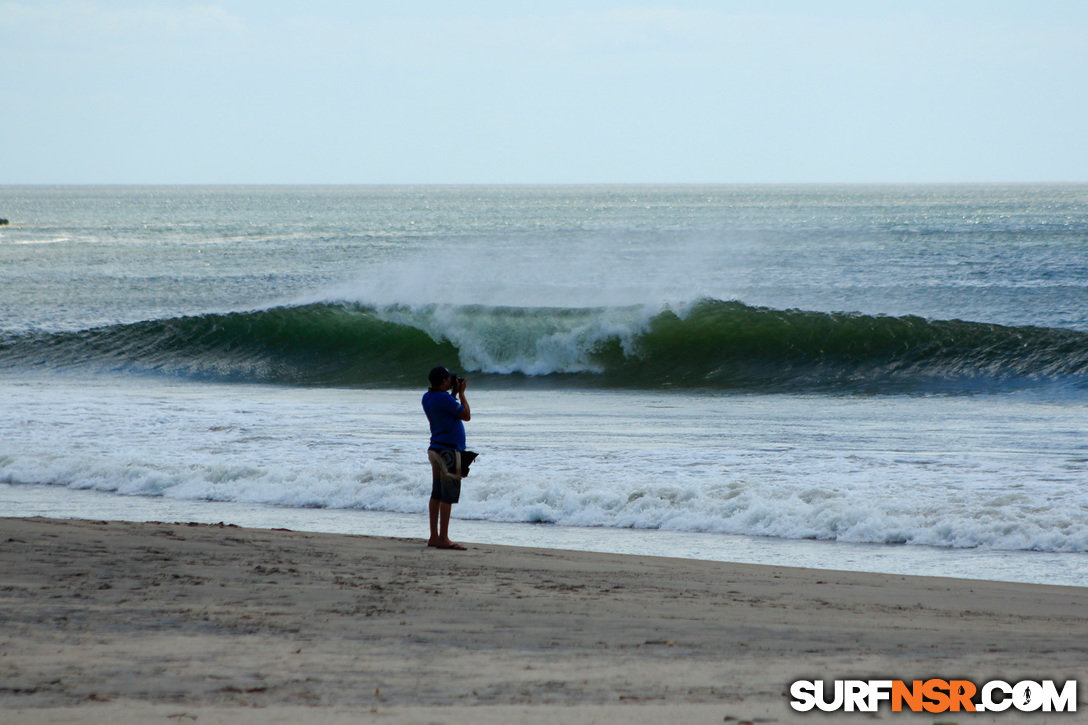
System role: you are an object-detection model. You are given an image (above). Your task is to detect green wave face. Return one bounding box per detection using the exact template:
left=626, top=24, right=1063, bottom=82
left=599, top=300, right=1088, bottom=391
left=2, top=299, right=1086, bottom=393
left=0, top=305, right=463, bottom=387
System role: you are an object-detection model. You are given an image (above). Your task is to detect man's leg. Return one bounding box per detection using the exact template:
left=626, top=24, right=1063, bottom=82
left=430, top=500, right=464, bottom=549
left=428, top=498, right=441, bottom=545
left=427, top=460, right=465, bottom=550
left=438, top=501, right=452, bottom=542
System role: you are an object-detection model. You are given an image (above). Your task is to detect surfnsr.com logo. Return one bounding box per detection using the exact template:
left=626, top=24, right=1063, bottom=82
left=789, top=679, right=1077, bottom=713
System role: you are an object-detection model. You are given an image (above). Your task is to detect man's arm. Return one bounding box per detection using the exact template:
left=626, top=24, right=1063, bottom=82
left=456, top=378, right=471, bottom=421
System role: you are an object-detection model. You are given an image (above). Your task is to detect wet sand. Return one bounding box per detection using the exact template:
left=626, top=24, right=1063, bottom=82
left=2, top=517, right=1086, bottom=724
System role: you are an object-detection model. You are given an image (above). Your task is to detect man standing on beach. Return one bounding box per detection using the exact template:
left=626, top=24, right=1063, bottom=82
left=422, top=366, right=471, bottom=550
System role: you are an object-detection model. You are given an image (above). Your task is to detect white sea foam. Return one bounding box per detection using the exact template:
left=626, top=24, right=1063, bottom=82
left=3, top=236, right=72, bottom=245
left=3, top=377, right=1087, bottom=554
left=369, top=303, right=655, bottom=375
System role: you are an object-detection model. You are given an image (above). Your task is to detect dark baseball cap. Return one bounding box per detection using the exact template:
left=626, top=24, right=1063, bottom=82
left=428, top=366, right=455, bottom=386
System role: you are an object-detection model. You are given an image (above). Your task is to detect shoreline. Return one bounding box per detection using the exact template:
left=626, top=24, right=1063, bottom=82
left=5, top=482, right=1087, bottom=588
left=3, top=516, right=1087, bottom=723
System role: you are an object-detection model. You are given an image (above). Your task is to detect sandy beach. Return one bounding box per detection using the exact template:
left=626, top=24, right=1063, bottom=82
left=2, top=517, right=1086, bottom=724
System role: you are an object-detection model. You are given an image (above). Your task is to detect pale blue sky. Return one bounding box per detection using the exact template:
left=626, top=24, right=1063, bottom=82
left=3, top=1, right=1086, bottom=183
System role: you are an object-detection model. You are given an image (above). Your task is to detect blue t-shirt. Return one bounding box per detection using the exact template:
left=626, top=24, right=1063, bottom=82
left=422, top=390, right=465, bottom=451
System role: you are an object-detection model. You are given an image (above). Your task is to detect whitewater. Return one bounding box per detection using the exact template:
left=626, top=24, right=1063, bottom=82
left=2, top=185, right=1086, bottom=585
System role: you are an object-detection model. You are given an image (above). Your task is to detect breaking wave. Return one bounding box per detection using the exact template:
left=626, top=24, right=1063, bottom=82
left=2, top=299, right=1086, bottom=393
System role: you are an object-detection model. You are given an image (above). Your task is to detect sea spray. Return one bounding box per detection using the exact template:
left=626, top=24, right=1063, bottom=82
left=370, top=303, right=655, bottom=375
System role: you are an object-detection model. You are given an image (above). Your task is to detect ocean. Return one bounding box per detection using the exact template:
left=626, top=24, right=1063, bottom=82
left=2, top=185, right=1086, bottom=585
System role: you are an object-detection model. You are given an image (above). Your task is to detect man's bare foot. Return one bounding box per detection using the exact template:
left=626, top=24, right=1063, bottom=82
left=429, top=537, right=466, bottom=550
